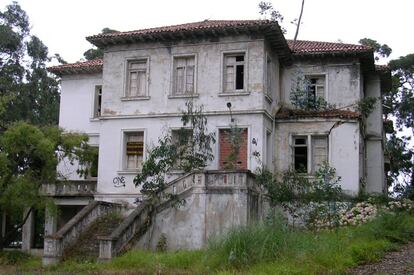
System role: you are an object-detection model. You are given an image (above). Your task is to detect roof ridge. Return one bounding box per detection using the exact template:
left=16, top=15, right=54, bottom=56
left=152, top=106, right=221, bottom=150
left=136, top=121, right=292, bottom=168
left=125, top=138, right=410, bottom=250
left=87, top=19, right=271, bottom=39
left=287, top=39, right=371, bottom=49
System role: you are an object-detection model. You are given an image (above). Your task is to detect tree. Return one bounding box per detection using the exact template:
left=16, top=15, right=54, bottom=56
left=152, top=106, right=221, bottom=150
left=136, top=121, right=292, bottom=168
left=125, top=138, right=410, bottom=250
left=0, top=2, right=63, bottom=128
left=258, top=1, right=285, bottom=33
left=134, top=101, right=215, bottom=204
left=360, top=38, right=414, bottom=194
left=359, top=38, right=392, bottom=61
left=83, top=27, right=118, bottom=60
left=388, top=54, right=414, bottom=131
left=0, top=122, right=96, bottom=248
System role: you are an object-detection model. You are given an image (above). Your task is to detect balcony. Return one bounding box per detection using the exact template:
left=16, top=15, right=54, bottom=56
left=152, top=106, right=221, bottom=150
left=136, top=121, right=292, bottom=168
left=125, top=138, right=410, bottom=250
left=41, top=180, right=97, bottom=197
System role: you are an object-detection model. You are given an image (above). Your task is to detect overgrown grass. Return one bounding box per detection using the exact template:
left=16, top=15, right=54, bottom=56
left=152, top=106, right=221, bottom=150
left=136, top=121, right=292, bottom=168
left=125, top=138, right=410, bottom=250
left=5, top=212, right=414, bottom=274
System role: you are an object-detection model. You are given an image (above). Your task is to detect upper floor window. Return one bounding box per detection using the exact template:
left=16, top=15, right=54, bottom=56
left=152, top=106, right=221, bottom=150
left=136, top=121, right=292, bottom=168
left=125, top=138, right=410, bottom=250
left=126, top=60, right=147, bottom=97
left=223, top=53, right=245, bottom=92
left=173, top=56, right=195, bottom=95
left=266, top=56, right=272, bottom=98
left=124, top=131, right=144, bottom=170
left=293, top=135, right=328, bottom=174
left=305, top=75, right=325, bottom=101
left=93, top=85, right=102, bottom=118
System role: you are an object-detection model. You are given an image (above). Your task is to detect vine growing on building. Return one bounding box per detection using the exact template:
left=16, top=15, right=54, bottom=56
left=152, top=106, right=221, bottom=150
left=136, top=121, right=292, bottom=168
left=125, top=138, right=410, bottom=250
left=289, top=72, right=332, bottom=111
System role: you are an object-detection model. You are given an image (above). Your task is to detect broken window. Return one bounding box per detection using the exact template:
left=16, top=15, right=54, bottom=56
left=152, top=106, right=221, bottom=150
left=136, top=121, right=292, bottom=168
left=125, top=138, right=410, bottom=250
left=311, top=136, right=328, bottom=173
left=93, top=85, right=102, bottom=118
left=293, top=135, right=328, bottom=173
left=305, top=75, right=325, bottom=103
left=87, top=146, right=99, bottom=178
left=171, top=128, right=193, bottom=169
left=125, top=132, right=144, bottom=170
left=293, top=136, right=308, bottom=172
left=173, top=56, right=195, bottom=95
left=126, top=60, right=147, bottom=97
left=224, top=53, right=245, bottom=92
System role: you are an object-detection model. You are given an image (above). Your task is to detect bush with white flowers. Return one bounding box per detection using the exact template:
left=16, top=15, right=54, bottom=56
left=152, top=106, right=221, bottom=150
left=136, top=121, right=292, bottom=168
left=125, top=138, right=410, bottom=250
left=339, top=202, right=378, bottom=226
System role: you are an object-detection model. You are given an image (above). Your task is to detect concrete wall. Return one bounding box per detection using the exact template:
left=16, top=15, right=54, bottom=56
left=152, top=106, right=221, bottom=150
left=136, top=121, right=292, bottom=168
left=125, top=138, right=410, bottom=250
left=136, top=173, right=259, bottom=250
left=96, top=113, right=267, bottom=204
left=274, top=120, right=361, bottom=194
left=280, top=59, right=362, bottom=109
left=58, top=73, right=101, bottom=181
left=364, top=73, right=385, bottom=193
left=102, top=35, right=270, bottom=117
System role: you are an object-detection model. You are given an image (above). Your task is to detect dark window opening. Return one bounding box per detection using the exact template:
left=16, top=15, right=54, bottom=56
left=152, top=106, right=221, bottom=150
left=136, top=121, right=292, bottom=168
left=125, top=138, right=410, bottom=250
left=236, top=65, right=244, bottom=90
left=236, top=55, right=244, bottom=62
left=294, top=137, right=308, bottom=172
left=90, top=147, right=99, bottom=178
left=307, top=78, right=317, bottom=104
left=94, top=86, right=102, bottom=117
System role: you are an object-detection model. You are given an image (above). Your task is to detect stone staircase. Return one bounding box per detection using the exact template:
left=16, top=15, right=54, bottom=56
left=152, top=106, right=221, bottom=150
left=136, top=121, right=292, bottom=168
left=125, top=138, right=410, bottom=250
left=62, top=213, right=124, bottom=262
left=43, top=170, right=260, bottom=265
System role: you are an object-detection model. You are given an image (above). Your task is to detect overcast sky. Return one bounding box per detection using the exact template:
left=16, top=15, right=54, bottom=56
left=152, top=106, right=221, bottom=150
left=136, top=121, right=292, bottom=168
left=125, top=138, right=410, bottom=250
left=2, top=0, right=412, bottom=64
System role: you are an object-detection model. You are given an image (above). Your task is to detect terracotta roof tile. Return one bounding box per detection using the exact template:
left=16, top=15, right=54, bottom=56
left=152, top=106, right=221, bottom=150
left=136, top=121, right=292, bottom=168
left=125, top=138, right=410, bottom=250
left=87, top=20, right=274, bottom=41
left=288, top=40, right=372, bottom=55
left=49, top=21, right=374, bottom=75
left=48, top=59, right=103, bottom=75
left=275, top=108, right=360, bottom=120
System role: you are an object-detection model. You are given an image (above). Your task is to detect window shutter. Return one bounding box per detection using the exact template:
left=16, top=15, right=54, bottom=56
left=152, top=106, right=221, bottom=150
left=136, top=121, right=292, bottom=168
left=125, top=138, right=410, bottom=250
left=311, top=136, right=328, bottom=173
left=137, top=71, right=146, bottom=96
left=126, top=141, right=144, bottom=156
left=186, top=65, right=194, bottom=93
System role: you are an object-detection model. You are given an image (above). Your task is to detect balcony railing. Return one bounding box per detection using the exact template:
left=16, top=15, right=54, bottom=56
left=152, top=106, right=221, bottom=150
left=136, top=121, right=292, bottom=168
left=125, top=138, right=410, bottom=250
left=40, top=180, right=97, bottom=197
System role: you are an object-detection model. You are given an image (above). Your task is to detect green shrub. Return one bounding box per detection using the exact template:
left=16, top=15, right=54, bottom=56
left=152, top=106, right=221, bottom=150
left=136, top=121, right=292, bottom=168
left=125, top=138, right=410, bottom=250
left=350, top=240, right=393, bottom=264
left=0, top=250, right=30, bottom=265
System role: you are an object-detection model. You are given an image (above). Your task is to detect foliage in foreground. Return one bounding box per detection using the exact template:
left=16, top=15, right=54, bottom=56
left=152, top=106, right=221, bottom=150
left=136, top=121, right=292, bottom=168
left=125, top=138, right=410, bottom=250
left=6, top=212, right=414, bottom=274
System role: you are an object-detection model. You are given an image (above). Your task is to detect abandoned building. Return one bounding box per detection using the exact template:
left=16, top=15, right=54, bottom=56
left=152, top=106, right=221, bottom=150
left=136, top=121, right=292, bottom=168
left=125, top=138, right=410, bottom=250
left=16, top=20, right=390, bottom=264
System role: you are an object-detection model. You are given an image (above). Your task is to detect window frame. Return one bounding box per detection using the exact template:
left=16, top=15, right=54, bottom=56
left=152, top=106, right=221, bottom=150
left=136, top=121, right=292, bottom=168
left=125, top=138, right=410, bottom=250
left=92, top=85, right=102, bottom=118
left=221, top=51, right=248, bottom=94
left=86, top=145, right=99, bottom=179
left=170, top=127, right=194, bottom=170
left=291, top=134, right=329, bottom=174
left=123, top=57, right=150, bottom=100
left=265, top=54, right=273, bottom=100
left=304, top=73, right=328, bottom=102
left=120, top=129, right=146, bottom=172
left=170, top=54, right=197, bottom=97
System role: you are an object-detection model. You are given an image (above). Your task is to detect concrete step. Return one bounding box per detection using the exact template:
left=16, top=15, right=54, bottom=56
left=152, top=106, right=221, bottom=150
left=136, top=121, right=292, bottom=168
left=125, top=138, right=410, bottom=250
left=62, top=213, right=123, bottom=262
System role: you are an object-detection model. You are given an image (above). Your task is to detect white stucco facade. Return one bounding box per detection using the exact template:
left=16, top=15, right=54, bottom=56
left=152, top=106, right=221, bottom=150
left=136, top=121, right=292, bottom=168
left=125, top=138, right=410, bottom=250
left=53, top=22, right=387, bottom=205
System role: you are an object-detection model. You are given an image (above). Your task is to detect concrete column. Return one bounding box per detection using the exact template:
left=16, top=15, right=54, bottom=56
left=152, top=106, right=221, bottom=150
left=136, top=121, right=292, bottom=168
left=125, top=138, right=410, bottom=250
left=21, top=208, right=35, bottom=252
left=44, top=207, right=58, bottom=237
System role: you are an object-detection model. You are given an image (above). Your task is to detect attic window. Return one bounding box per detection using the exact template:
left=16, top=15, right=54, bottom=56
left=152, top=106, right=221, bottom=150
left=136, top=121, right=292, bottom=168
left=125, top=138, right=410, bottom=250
left=224, top=53, right=245, bottom=92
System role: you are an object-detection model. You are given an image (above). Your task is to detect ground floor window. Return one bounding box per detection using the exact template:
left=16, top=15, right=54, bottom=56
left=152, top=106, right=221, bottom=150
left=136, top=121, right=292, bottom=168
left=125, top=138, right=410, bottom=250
left=219, top=128, right=248, bottom=170
left=124, top=132, right=144, bottom=170
left=171, top=128, right=193, bottom=169
left=292, top=135, right=328, bottom=173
